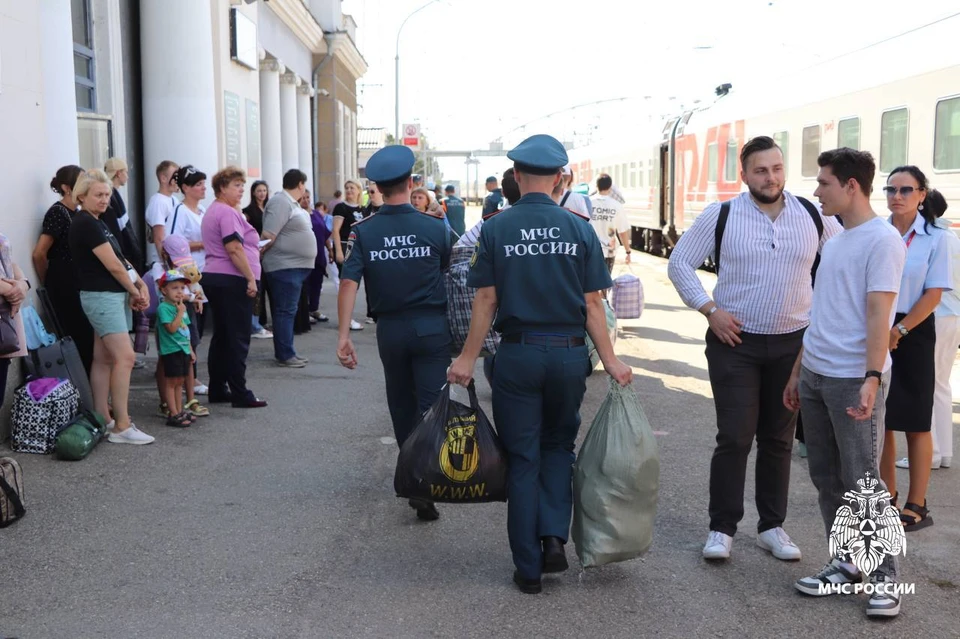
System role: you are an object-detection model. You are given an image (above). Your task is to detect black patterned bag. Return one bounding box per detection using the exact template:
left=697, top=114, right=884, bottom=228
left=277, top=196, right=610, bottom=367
left=10, top=380, right=80, bottom=454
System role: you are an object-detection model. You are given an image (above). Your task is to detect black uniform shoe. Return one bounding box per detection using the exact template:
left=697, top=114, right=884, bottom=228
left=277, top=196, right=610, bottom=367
left=408, top=498, right=440, bottom=521
left=542, top=536, right=569, bottom=573
left=513, top=571, right=542, bottom=594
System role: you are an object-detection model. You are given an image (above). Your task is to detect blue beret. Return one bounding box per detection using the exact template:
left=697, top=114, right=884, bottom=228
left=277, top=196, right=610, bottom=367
left=366, top=145, right=416, bottom=184
left=507, top=134, right=568, bottom=175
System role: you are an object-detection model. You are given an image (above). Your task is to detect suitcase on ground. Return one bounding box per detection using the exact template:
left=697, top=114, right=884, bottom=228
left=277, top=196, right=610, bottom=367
left=26, top=288, right=94, bottom=413
left=10, top=379, right=81, bottom=454
left=611, top=273, right=643, bottom=320
left=0, top=457, right=26, bottom=527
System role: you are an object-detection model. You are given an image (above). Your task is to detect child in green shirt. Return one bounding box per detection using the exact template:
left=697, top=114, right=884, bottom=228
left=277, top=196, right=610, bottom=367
left=157, top=270, right=196, bottom=427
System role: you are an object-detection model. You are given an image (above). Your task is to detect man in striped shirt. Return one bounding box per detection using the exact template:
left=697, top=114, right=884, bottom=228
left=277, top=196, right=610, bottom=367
left=667, top=136, right=842, bottom=562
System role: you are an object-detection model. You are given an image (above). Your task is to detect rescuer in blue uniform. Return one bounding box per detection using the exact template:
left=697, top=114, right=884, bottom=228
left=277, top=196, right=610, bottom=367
left=337, top=144, right=452, bottom=522
left=448, top=134, right=633, bottom=593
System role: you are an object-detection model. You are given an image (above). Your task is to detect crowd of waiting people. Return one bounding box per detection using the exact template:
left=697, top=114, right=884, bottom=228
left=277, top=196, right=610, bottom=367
left=0, top=160, right=470, bottom=444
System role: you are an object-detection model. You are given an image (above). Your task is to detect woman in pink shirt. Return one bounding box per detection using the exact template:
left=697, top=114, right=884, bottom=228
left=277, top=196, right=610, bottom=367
left=200, top=166, right=267, bottom=408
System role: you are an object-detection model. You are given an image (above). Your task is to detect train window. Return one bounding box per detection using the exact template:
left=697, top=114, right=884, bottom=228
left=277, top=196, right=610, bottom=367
left=773, top=131, right=789, bottom=173
left=934, top=97, right=960, bottom=170
left=708, top=143, right=718, bottom=183
left=630, top=162, right=638, bottom=188
left=802, top=125, right=820, bottom=177
left=838, top=117, right=861, bottom=150
left=638, top=161, right=645, bottom=188
left=724, top=140, right=738, bottom=182
left=880, top=108, right=909, bottom=172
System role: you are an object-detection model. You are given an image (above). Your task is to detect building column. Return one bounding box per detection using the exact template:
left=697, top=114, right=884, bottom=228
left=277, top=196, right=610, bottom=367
left=39, top=0, right=80, bottom=169
left=279, top=72, right=300, bottom=176
left=259, top=58, right=284, bottom=195
left=139, top=0, right=218, bottom=202
left=296, top=85, right=314, bottom=195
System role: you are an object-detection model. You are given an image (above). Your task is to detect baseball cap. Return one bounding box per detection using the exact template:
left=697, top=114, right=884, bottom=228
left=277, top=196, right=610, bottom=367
left=158, top=269, right=190, bottom=287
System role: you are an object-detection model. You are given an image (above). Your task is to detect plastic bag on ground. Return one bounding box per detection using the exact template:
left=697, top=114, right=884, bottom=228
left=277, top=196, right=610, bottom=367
left=394, top=383, right=507, bottom=503
left=573, top=380, right=659, bottom=568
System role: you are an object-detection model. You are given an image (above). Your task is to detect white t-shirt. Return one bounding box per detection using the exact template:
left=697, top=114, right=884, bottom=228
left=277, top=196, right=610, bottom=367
left=145, top=192, right=177, bottom=266
left=166, top=202, right=206, bottom=272
left=802, top=216, right=906, bottom=377
left=560, top=190, right=591, bottom=219
left=590, top=194, right=630, bottom=257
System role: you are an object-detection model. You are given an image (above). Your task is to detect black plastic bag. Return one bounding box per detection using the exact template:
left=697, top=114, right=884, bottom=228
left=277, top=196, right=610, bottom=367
left=394, top=383, right=508, bottom=503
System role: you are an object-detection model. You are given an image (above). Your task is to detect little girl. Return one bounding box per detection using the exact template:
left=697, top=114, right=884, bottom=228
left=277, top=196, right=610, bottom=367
left=156, top=270, right=196, bottom=427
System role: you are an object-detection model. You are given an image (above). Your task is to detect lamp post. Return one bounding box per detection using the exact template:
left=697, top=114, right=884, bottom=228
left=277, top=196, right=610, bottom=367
left=395, top=0, right=438, bottom=143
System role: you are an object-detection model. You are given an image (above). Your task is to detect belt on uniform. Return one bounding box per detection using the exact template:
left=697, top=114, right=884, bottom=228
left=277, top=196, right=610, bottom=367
left=501, top=334, right=585, bottom=347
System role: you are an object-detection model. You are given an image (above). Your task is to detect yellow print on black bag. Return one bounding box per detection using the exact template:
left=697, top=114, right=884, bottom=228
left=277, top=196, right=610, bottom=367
left=439, top=414, right=480, bottom=483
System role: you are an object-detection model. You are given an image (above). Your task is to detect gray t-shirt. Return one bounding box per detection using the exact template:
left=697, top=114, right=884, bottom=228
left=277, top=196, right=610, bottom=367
left=261, top=191, right=318, bottom=272
left=802, top=216, right=906, bottom=377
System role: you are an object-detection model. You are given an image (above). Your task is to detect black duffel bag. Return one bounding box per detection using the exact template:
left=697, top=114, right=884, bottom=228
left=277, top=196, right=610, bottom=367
left=395, top=383, right=508, bottom=503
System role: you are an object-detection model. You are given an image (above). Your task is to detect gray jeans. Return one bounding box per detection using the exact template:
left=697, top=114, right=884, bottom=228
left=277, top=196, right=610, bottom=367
left=799, top=366, right=899, bottom=579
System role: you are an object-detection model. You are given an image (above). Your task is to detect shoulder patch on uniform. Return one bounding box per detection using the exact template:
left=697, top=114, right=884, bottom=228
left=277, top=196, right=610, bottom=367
left=418, top=209, right=444, bottom=220
left=564, top=207, right=590, bottom=221
left=350, top=214, right=375, bottom=227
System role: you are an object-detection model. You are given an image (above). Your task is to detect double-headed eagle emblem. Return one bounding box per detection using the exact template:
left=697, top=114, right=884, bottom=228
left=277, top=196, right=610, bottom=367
left=828, top=473, right=906, bottom=575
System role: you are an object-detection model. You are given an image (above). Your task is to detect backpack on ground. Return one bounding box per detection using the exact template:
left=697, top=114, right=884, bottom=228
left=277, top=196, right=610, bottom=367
left=0, top=457, right=25, bottom=527
left=10, top=379, right=81, bottom=454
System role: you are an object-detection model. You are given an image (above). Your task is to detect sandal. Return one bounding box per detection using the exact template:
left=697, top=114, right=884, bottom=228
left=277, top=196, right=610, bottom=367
left=165, top=411, right=193, bottom=428
left=184, top=399, right=210, bottom=417
left=157, top=402, right=170, bottom=418
left=900, top=500, right=933, bottom=531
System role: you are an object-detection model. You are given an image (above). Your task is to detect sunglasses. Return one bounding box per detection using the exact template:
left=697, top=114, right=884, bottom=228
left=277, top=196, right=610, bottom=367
left=883, top=186, right=921, bottom=197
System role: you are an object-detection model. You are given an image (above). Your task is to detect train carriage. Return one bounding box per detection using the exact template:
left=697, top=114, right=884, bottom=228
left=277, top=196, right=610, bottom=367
left=567, top=18, right=960, bottom=255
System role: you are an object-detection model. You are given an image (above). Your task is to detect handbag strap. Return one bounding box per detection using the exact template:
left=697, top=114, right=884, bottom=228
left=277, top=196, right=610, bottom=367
left=0, top=475, right=25, bottom=519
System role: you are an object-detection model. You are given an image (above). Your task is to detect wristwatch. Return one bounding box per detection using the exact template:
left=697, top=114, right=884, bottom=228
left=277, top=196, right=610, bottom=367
left=865, top=370, right=882, bottom=382
left=895, top=323, right=909, bottom=337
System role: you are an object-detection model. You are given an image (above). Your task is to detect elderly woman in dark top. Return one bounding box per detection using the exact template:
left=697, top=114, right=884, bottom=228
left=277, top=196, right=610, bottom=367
left=69, top=169, right=152, bottom=445
left=32, top=164, right=95, bottom=373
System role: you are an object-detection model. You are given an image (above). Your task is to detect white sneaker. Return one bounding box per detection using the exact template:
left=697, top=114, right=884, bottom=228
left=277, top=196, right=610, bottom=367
left=866, top=573, right=901, bottom=618
left=107, top=424, right=155, bottom=445
left=895, top=456, right=942, bottom=469
left=193, top=383, right=209, bottom=395
left=756, top=527, right=802, bottom=560
left=349, top=319, right=363, bottom=331
left=702, top=531, right=732, bottom=559
left=252, top=328, right=273, bottom=339
left=941, top=456, right=952, bottom=468
left=795, top=558, right=861, bottom=596
left=105, top=420, right=116, bottom=433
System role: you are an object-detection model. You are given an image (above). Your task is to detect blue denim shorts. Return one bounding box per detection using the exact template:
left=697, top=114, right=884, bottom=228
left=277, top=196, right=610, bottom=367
left=80, top=291, right=132, bottom=337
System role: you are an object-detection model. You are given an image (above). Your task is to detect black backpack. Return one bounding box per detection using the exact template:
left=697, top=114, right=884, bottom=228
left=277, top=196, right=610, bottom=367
left=714, top=196, right=823, bottom=285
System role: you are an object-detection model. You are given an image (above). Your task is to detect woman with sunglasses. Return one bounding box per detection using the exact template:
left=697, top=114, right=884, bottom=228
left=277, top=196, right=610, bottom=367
left=881, top=166, right=953, bottom=532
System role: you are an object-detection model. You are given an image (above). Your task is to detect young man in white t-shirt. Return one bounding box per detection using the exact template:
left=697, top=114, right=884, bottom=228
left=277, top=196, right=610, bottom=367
left=783, top=148, right=907, bottom=618
left=589, top=173, right=632, bottom=273
left=145, top=160, right=179, bottom=268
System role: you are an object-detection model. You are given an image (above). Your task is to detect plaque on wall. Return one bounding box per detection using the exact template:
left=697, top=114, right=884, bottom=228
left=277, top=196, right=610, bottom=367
left=224, top=91, right=241, bottom=165
left=246, top=99, right=261, bottom=177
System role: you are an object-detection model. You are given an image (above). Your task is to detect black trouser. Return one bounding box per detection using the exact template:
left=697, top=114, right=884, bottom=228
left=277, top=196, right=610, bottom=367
left=204, top=273, right=255, bottom=399
left=704, top=328, right=804, bottom=536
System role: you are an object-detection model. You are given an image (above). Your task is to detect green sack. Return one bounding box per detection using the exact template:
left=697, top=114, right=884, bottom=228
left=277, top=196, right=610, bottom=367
left=572, top=380, right=659, bottom=568
left=54, top=410, right=108, bottom=461
left=585, top=299, right=617, bottom=370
